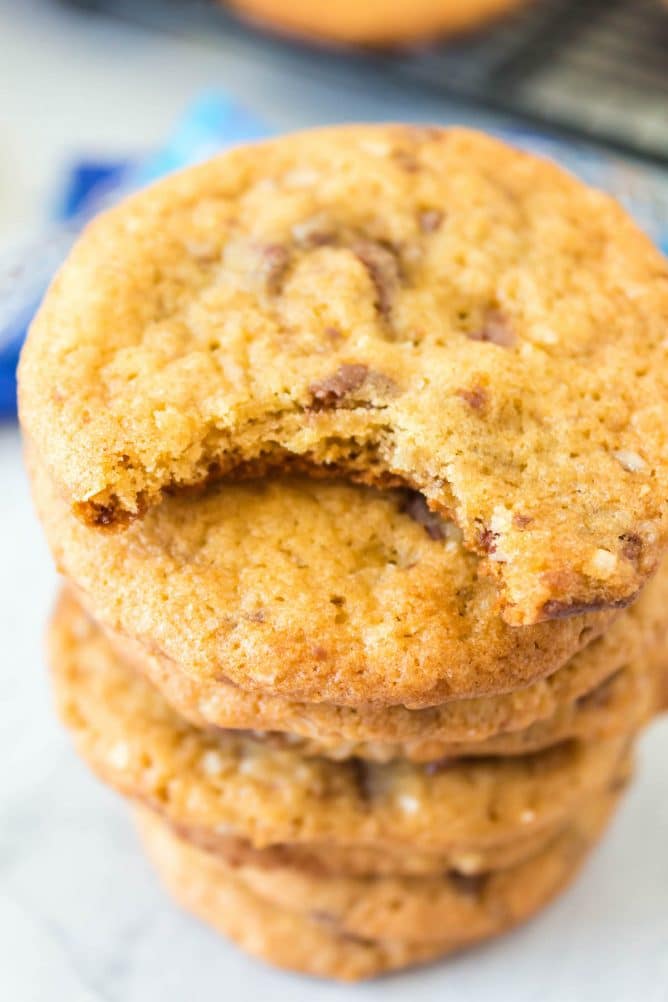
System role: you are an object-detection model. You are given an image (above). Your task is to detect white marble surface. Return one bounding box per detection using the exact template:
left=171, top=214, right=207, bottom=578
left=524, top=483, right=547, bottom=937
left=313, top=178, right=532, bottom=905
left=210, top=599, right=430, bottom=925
left=2, top=4, right=668, bottom=999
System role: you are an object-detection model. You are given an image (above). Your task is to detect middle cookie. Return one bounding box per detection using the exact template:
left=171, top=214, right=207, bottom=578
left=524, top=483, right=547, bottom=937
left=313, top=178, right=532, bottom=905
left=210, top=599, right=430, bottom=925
left=32, top=461, right=623, bottom=707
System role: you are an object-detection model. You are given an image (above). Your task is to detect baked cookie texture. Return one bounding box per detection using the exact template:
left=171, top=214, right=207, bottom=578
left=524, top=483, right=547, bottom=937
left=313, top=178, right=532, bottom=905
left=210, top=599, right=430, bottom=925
left=55, top=580, right=665, bottom=762
left=19, top=125, right=668, bottom=626
left=224, top=0, right=529, bottom=46
left=31, top=456, right=624, bottom=706
left=135, top=787, right=617, bottom=981
left=48, top=594, right=634, bottom=857
left=139, top=787, right=619, bottom=944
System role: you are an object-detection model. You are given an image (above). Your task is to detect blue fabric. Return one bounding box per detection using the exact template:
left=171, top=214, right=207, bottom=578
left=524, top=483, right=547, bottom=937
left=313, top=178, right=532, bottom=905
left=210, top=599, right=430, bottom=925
left=2, top=93, right=667, bottom=419
left=57, top=162, right=127, bottom=220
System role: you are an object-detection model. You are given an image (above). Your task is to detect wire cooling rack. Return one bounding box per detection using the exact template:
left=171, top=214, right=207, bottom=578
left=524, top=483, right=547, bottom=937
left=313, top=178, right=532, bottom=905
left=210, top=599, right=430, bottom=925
left=61, top=0, right=668, bottom=165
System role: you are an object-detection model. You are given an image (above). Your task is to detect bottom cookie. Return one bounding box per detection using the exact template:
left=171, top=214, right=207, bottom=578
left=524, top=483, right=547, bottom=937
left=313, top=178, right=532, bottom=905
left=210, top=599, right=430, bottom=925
left=135, top=787, right=617, bottom=981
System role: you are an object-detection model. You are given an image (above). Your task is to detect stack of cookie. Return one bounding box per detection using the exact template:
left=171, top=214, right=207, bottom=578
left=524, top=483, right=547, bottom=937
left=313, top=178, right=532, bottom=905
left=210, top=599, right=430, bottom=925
left=19, top=126, right=668, bottom=981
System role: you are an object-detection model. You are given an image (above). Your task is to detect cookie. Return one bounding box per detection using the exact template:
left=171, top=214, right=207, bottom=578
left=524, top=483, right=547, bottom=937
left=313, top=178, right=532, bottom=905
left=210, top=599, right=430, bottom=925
left=20, top=126, right=668, bottom=625
left=165, top=658, right=661, bottom=763
left=225, top=0, right=528, bottom=46
left=91, top=559, right=668, bottom=759
left=135, top=789, right=614, bottom=981
left=147, top=785, right=621, bottom=945
left=48, top=595, right=633, bottom=858
left=137, top=806, right=459, bottom=981
left=31, top=456, right=621, bottom=706
left=162, top=808, right=589, bottom=878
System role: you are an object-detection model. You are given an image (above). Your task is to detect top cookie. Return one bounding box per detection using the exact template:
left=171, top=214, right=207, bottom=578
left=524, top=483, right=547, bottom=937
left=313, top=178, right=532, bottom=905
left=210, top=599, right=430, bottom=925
left=19, top=125, right=668, bottom=625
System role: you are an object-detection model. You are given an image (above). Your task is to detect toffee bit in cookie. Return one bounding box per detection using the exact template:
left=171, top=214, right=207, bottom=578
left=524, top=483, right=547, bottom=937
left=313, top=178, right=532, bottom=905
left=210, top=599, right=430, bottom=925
left=244, top=610, right=266, bottom=623
left=392, top=149, right=420, bottom=173
left=308, top=364, right=369, bottom=409
left=476, top=523, right=498, bottom=555
left=619, top=532, right=643, bottom=563
left=456, top=385, right=487, bottom=411
left=613, top=450, right=646, bottom=473
left=418, top=209, right=444, bottom=233
left=513, top=512, right=533, bottom=529
left=352, top=239, right=400, bottom=319
left=448, top=870, right=488, bottom=897
left=399, top=491, right=446, bottom=541
left=257, top=243, right=290, bottom=295
left=469, top=309, right=516, bottom=348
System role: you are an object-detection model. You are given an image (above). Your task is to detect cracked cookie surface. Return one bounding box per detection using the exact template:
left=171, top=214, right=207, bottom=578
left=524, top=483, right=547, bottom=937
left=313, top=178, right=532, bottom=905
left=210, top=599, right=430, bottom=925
left=19, top=126, right=668, bottom=624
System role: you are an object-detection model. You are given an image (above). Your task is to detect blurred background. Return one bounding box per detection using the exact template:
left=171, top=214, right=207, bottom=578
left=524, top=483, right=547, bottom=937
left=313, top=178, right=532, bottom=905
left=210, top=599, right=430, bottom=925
left=3, top=0, right=668, bottom=240
left=1, top=4, right=668, bottom=1001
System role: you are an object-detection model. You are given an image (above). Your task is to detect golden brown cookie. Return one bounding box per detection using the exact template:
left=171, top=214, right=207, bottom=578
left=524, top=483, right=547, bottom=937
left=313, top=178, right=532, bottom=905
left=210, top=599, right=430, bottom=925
left=90, top=561, right=668, bottom=760
left=170, top=659, right=660, bottom=763
left=137, top=805, right=459, bottom=981
left=225, top=0, right=528, bottom=46
left=20, top=126, right=668, bottom=626
left=162, top=809, right=592, bottom=878
left=135, top=787, right=615, bottom=981
left=143, top=784, right=621, bottom=945
left=31, top=456, right=623, bottom=707
left=48, top=593, right=634, bottom=860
